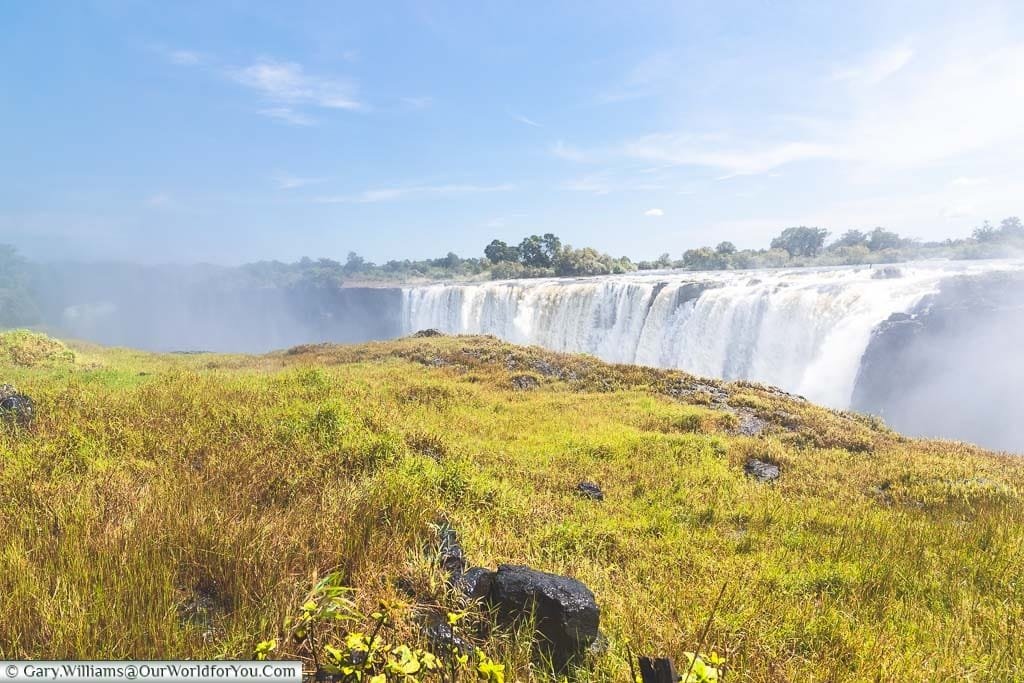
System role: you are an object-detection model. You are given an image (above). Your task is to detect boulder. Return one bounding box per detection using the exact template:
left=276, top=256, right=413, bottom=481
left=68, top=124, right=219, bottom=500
left=0, top=385, right=33, bottom=426
left=744, top=458, right=780, bottom=483
left=456, top=566, right=495, bottom=600
left=412, top=328, right=444, bottom=338
left=488, top=564, right=600, bottom=669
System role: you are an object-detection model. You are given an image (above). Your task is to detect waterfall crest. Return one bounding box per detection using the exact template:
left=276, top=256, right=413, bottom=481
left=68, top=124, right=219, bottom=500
left=402, top=260, right=1024, bottom=408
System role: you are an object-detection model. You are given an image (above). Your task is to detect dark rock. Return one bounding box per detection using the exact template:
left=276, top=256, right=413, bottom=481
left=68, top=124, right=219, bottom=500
left=456, top=566, right=495, bottom=600
left=436, top=522, right=467, bottom=580
left=488, top=564, right=600, bottom=670
left=871, top=266, right=903, bottom=280
left=0, top=385, right=33, bottom=426
left=510, top=374, right=540, bottom=391
left=413, top=328, right=444, bottom=338
left=574, top=481, right=604, bottom=501
left=420, top=613, right=474, bottom=655
left=744, top=458, right=780, bottom=483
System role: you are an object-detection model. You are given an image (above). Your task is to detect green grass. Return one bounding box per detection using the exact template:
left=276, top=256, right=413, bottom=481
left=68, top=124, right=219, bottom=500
left=1, top=333, right=1022, bottom=681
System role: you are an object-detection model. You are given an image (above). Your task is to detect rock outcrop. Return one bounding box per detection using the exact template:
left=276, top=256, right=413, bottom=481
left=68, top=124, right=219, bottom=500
left=744, top=458, right=780, bottom=483
left=0, top=385, right=33, bottom=426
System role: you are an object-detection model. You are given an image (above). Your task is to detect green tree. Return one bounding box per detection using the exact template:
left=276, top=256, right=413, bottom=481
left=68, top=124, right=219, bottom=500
left=517, top=234, right=561, bottom=268
left=866, top=227, right=904, bottom=251
left=770, top=227, right=830, bottom=257
left=484, top=239, right=519, bottom=264
left=715, top=241, right=737, bottom=255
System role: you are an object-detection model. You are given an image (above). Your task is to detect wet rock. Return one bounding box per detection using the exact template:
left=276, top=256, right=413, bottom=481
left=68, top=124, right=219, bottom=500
left=510, top=374, right=540, bottom=391
left=0, top=385, right=33, bottom=426
left=744, top=458, right=780, bottom=483
left=871, top=266, right=903, bottom=280
left=488, top=564, right=600, bottom=670
left=574, top=481, right=604, bottom=501
left=413, top=328, right=445, bottom=338
left=421, top=614, right=474, bottom=655
left=456, top=566, right=496, bottom=600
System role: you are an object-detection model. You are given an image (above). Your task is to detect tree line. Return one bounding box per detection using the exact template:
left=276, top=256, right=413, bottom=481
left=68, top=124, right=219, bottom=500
left=2, top=217, right=1023, bottom=327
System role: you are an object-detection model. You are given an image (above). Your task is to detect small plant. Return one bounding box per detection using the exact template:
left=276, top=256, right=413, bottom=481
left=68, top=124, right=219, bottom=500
left=680, top=651, right=724, bottom=683
left=258, top=573, right=505, bottom=683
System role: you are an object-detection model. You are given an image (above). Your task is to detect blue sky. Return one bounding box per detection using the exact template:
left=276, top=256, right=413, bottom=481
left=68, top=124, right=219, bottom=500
left=2, top=1, right=1023, bottom=264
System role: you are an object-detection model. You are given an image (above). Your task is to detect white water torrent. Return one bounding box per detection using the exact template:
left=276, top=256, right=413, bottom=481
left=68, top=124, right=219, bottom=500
left=402, top=259, right=1024, bottom=409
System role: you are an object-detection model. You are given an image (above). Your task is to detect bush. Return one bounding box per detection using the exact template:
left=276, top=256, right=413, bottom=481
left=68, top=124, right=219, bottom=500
left=0, top=330, right=75, bottom=367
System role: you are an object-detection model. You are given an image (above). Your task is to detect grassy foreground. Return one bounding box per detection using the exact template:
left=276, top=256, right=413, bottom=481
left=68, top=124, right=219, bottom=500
left=1, top=331, right=1022, bottom=681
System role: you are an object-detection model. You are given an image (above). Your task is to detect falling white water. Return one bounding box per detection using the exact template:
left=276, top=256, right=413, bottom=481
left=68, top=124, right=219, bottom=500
left=402, top=260, right=1024, bottom=408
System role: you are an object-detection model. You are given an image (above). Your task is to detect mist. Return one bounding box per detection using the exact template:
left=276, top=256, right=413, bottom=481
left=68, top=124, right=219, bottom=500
left=31, top=261, right=402, bottom=353
left=852, top=271, right=1024, bottom=453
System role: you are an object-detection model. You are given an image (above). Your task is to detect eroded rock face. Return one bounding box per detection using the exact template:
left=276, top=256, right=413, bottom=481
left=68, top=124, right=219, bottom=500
left=488, top=564, right=600, bottom=670
left=0, top=385, right=33, bottom=426
left=852, top=272, right=1024, bottom=452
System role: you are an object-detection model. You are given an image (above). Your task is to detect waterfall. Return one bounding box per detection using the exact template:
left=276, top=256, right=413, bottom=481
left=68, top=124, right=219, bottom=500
left=402, top=260, right=1024, bottom=408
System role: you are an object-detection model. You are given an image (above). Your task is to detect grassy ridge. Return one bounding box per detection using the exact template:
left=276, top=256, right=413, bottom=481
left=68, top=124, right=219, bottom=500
left=0, top=333, right=1022, bottom=680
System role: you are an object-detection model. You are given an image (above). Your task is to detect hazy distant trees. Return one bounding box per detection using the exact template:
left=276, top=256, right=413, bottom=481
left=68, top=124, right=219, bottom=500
left=770, top=227, right=830, bottom=257
left=1001, top=217, right=1024, bottom=239
left=866, top=228, right=905, bottom=251
left=0, top=245, right=40, bottom=328
left=831, top=230, right=868, bottom=249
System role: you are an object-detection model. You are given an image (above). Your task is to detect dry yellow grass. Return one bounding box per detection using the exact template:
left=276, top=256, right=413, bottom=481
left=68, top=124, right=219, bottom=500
left=0, top=332, right=1022, bottom=681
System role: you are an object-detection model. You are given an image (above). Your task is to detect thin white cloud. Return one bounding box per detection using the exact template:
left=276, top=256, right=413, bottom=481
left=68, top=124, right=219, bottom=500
left=315, top=183, right=515, bottom=204
left=275, top=174, right=326, bottom=190
left=831, top=45, right=914, bottom=85
left=611, top=39, right=1024, bottom=177
left=259, top=107, right=316, bottom=126
left=552, top=140, right=592, bottom=163
left=950, top=176, right=988, bottom=187
left=166, top=49, right=202, bottom=66
left=644, top=208, right=664, bottom=217
left=513, top=113, right=541, bottom=127
left=230, top=59, right=363, bottom=111
left=599, top=51, right=676, bottom=103
left=625, top=134, right=832, bottom=176
left=145, top=193, right=172, bottom=207
left=563, top=171, right=664, bottom=195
